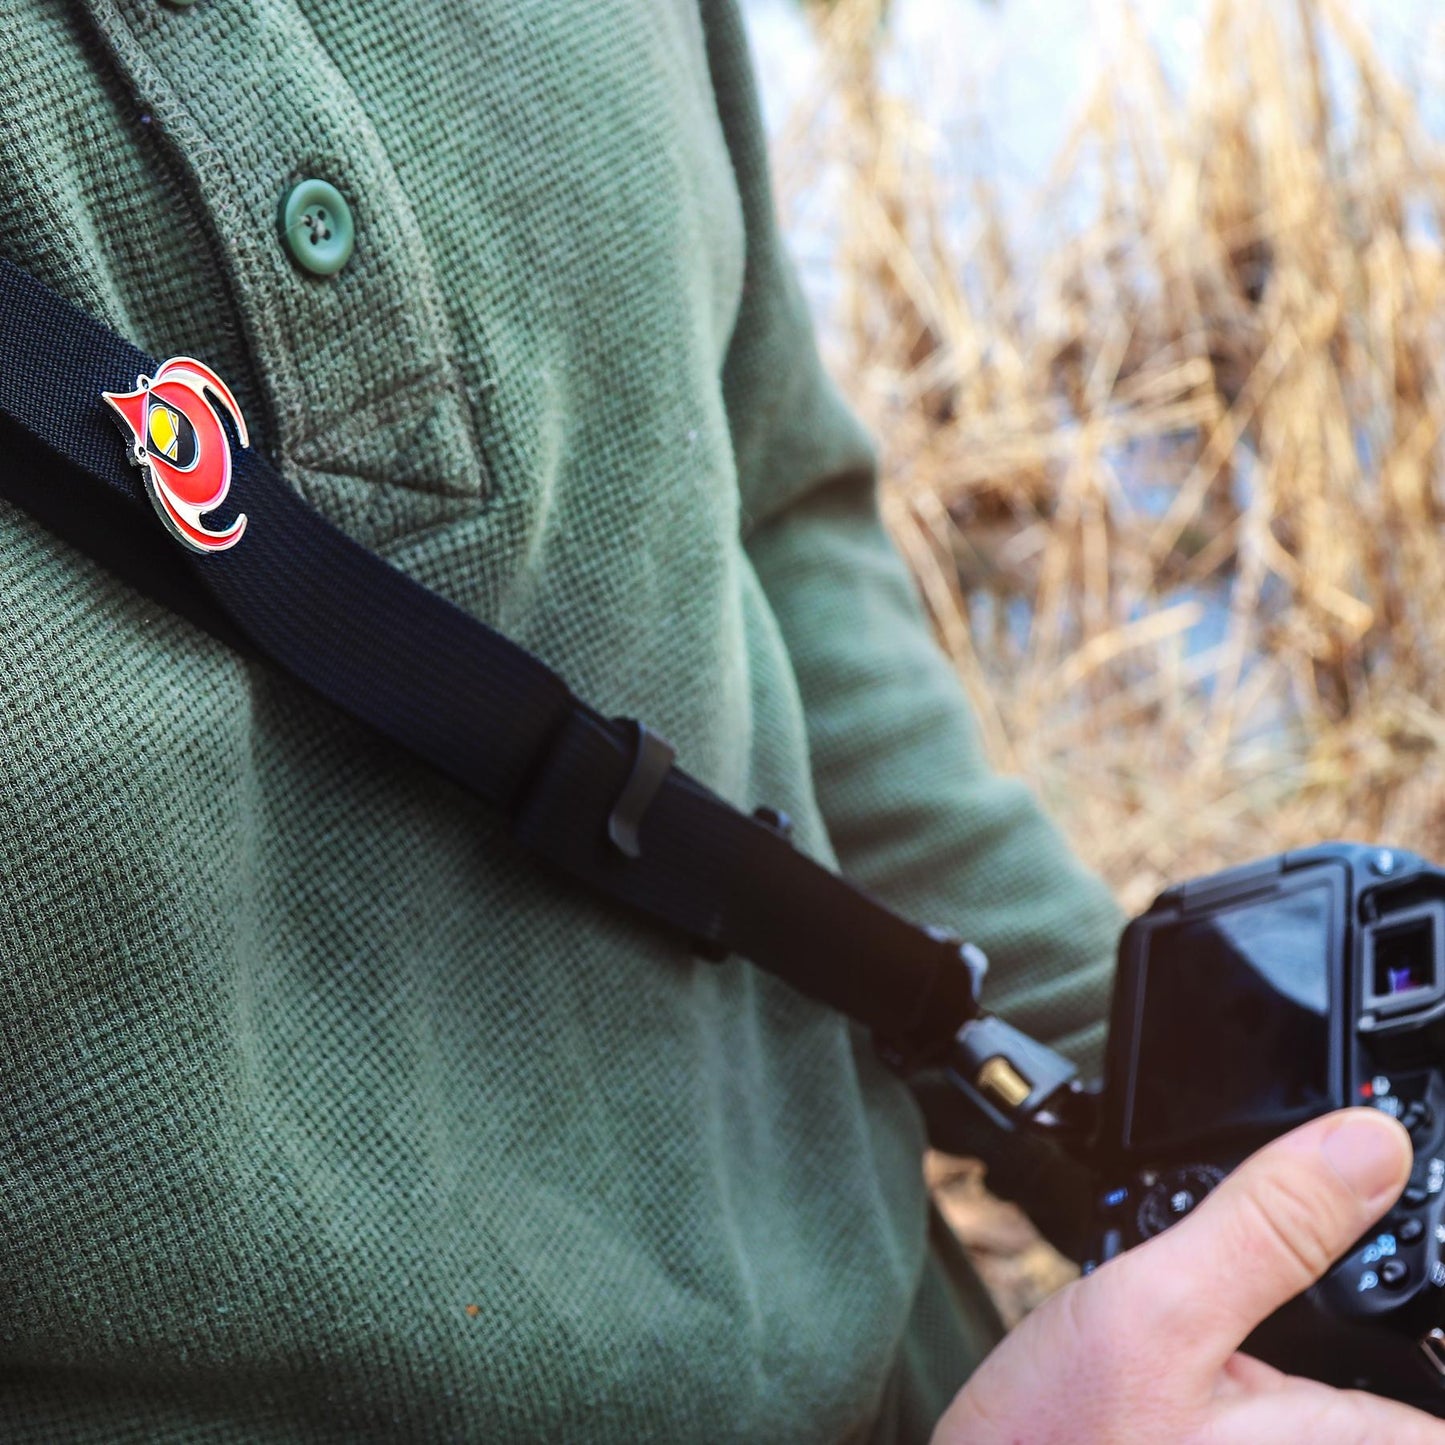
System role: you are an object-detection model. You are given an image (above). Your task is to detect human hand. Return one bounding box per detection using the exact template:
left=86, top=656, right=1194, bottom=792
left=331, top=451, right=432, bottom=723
left=933, top=1109, right=1445, bottom=1443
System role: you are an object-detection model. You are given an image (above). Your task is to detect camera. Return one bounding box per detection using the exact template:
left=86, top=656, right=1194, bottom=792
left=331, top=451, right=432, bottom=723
left=1087, top=841, right=1445, bottom=1409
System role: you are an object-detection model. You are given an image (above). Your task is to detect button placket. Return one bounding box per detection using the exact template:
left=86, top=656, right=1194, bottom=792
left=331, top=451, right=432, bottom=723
left=84, top=0, right=488, bottom=542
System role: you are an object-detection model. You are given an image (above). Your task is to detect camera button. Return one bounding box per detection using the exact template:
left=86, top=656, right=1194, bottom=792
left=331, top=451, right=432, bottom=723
left=1399, top=1216, right=1426, bottom=1244
left=1405, top=1101, right=1435, bottom=1136
left=1381, top=1259, right=1409, bottom=1288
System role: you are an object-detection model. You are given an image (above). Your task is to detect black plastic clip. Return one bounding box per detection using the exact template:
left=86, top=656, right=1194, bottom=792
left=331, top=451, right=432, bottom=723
left=607, top=721, right=676, bottom=860
left=875, top=930, right=990, bottom=1073
left=945, top=1014, right=1084, bottom=1137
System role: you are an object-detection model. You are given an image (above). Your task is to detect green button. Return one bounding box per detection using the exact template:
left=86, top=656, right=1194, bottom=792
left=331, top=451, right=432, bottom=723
left=279, top=179, right=354, bottom=277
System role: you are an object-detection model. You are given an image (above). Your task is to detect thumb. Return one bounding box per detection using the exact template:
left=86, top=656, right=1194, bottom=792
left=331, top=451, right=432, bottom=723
left=1120, top=1108, right=1412, bottom=1362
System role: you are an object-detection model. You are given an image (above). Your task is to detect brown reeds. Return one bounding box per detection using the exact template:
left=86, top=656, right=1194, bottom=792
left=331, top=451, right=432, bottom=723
left=784, top=0, right=1445, bottom=911
left=776, top=0, right=1445, bottom=1320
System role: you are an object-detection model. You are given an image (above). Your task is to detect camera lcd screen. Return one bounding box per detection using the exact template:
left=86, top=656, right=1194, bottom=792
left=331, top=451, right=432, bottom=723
left=1127, top=884, right=1334, bottom=1152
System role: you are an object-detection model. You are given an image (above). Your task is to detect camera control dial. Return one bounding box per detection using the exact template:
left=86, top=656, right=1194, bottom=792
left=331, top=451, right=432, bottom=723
left=1135, top=1164, right=1227, bottom=1240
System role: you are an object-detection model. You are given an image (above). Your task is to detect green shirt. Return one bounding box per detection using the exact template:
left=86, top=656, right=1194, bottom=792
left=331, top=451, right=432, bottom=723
left=0, top=1, right=1120, bottom=1438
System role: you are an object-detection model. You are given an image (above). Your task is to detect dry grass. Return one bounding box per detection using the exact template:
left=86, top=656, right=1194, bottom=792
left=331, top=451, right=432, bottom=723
left=773, top=0, right=1445, bottom=1322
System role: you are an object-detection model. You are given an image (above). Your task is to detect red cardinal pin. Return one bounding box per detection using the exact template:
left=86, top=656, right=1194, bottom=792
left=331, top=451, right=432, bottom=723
left=102, top=357, right=249, bottom=553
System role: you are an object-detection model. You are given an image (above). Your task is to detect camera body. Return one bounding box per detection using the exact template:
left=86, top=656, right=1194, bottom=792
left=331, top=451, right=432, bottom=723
left=1088, top=842, right=1445, bottom=1409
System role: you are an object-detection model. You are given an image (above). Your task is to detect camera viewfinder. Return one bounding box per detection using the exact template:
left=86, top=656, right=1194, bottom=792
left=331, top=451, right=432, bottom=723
left=1361, top=900, right=1445, bottom=1024
left=1373, top=916, right=1436, bottom=997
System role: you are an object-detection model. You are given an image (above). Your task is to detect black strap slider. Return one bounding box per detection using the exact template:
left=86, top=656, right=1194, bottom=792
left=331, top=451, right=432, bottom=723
left=607, top=721, right=676, bottom=860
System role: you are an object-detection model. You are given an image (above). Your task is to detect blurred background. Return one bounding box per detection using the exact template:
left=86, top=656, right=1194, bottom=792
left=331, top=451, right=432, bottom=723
left=743, top=0, right=1445, bottom=1324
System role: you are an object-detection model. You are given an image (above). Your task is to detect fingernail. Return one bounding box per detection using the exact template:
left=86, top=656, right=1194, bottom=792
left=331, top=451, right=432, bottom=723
left=1320, top=1113, right=1411, bottom=1204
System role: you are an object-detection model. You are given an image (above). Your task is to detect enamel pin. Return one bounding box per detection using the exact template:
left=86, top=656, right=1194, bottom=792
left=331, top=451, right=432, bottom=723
left=102, top=357, right=249, bottom=552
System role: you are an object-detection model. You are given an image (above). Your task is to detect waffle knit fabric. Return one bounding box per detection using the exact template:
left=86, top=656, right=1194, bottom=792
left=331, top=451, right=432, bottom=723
left=0, top=1, right=1122, bottom=1439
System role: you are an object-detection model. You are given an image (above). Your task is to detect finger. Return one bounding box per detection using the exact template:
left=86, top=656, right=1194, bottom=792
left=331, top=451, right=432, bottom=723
left=1118, top=1109, right=1411, bottom=1360
left=1220, top=1372, right=1445, bottom=1444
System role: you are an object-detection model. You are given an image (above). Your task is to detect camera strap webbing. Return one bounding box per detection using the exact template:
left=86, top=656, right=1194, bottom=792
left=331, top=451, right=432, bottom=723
left=0, top=256, right=1084, bottom=1118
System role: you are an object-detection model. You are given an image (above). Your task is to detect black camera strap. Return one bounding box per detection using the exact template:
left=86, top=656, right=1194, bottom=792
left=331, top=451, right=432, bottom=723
left=0, top=257, right=1086, bottom=1130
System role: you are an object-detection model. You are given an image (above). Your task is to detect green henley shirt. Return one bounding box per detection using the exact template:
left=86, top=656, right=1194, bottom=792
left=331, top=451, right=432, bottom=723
left=0, top=0, right=1121, bottom=1438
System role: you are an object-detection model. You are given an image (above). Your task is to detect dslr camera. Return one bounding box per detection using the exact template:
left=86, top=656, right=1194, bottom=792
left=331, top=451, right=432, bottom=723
left=1088, top=841, right=1445, bottom=1410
